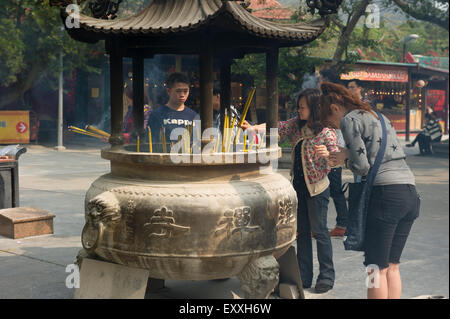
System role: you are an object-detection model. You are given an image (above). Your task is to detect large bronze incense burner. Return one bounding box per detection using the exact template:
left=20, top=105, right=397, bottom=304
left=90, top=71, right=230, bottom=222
left=82, top=148, right=296, bottom=281
left=51, top=0, right=341, bottom=298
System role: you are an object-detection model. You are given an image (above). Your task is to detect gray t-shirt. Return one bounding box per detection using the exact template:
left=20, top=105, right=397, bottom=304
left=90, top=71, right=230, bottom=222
left=335, top=129, right=345, bottom=148
left=340, top=110, right=415, bottom=186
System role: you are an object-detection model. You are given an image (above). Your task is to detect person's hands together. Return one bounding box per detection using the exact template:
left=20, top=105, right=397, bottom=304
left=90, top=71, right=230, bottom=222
left=328, top=147, right=349, bottom=167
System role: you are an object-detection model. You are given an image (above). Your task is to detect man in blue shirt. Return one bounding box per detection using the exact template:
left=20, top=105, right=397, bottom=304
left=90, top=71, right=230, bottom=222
left=148, top=73, right=199, bottom=152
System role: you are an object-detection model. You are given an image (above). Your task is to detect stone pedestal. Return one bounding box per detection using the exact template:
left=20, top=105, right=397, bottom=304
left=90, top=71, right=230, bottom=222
left=74, top=258, right=149, bottom=299
left=0, top=207, right=55, bottom=239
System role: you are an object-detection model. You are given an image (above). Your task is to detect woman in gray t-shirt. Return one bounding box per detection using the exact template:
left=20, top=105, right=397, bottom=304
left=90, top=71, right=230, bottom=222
left=317, top=82, right=420, bottom=299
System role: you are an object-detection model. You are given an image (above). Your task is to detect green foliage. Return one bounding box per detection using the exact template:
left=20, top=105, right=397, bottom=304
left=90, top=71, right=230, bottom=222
left=0, top=0, right=156, bottom=91
left=0, top=0, right=104, bottom=90
left=306, top=0, right=449, bottom=62
left=341, top=20, right=449, bottom=62
left=231, top=48, right=321, bottom=97
left=0, top=18, right=25, bottom=86
left=279, top=140, right=292, bottom=148
left=231, top=53, right=266, bottom=87
left=381, top=0, right=449, bottom=30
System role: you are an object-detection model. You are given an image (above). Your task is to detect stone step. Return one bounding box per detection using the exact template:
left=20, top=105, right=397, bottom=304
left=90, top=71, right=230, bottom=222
left=0, top=207, right=55, bottom=239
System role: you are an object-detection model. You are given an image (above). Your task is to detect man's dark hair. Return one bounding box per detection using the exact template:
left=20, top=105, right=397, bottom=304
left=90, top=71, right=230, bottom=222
left=348, top=79, right=363, bottom=88
left=319, top=68, right=341, bottom=84
left=166, top=72, right=190, bottom=88
left=213, top=81, right=221, bottom=95
left=425, top=111, right=438, bottom=121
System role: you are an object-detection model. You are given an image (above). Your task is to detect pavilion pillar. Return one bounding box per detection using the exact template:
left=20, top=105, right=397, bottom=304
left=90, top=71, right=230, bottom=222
left=199, top=42, right=214, bottom=145
left=405, top=68, right=411, bottom=141
left=220, top=57, right=232, bottom=134
left=445, top=78, right=449, bottom=134
left=421, top=87, right=428, bottom=127
left=266, top=47, right=279, bottom=148
left=109, top=41, right=125, bottom=147
left=132, top=55, right=145, bottom=139
left=175, top=55, right=182, bottom=72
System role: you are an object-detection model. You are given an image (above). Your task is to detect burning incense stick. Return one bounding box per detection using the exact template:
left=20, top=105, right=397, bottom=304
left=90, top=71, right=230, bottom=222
left=235, top=87, right=256, bottom=145
left=227, top=115, right=237, bottom=153
left=215, top=131, right=221, bottom=153
left=257, top=132, right=266, bottom=149
left=185, top=126, right=190, bottom=154
left=148, top=127, right=152, bottom=153
left=240, top=87, right=256, bottom=126
left=161, top=127, right=167, bottom=153
left=243, top=132, right=247, bottom=152
left=249, top=135, right=255, bottom=151
left=222, top=111, right=229, bottom=153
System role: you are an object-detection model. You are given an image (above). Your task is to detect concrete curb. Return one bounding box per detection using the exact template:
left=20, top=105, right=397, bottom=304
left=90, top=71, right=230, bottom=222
left=432, top=142, right=449, bottom=155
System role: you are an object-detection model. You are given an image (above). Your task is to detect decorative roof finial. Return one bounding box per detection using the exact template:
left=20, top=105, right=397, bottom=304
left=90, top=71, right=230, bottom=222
left=49, top=0, right=86, bottom=6
left=89, top=0, right=123, bottom=20
left=306, top=0, right=343, bottom=16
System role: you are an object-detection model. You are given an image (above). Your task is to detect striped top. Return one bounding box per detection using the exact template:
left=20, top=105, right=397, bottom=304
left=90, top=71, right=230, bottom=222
left=424, top=119, right=442, bottom=141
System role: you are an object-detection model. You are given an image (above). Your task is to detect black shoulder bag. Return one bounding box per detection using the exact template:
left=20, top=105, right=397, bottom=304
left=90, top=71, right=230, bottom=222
left=343, top=112, right=387, bottom=251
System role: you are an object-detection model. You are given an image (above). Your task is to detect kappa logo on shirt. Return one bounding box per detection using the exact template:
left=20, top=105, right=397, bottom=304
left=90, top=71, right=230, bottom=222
left=163, top=119, right=196, bottom=126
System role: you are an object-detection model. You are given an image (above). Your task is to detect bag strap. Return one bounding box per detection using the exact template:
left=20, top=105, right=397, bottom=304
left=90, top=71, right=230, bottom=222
left=366, top=112, right=387, bottom=186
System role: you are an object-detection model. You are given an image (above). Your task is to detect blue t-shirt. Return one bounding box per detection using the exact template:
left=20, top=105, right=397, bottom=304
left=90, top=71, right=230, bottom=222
left=148, top=105, right=199, bottom=145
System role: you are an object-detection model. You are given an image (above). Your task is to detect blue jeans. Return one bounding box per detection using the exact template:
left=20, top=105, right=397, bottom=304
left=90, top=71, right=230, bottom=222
left=296, top=187, right=335, bottom=287
left=328, top=168, right=349, bottom=228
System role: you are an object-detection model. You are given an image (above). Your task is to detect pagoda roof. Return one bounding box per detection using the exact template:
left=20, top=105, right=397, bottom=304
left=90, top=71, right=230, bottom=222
left=59, top=0, right=329, bottom=50
left=248, top=0, right=294, bottom=20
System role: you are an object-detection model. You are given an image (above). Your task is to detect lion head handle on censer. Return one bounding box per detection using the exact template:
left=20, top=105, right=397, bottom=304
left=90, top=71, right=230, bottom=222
left=82, top=192, right=121, bottom=253
left=86, top=192, right=121, bottom=226
left=306, top=0, right=343, bottom=16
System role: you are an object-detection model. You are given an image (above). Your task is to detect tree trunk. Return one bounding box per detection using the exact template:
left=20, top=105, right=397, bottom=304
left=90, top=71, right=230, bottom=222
left=0, top=63, right=41, bottom=109
left=331, top=0, right=371, bottom=67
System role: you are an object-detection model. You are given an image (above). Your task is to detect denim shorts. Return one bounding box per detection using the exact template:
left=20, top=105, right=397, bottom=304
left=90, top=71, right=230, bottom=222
left=363, top=184, right=420, bottom=270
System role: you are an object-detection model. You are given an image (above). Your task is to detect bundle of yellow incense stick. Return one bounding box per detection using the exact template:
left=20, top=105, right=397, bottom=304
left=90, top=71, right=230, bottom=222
left=85, top=125, right=110, bottom=138
left=68, top=126, right=105, bottom=140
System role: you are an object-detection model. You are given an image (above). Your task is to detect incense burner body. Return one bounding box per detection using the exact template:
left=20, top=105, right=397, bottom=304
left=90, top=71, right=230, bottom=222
left=81, top=148, right=297, bottom=280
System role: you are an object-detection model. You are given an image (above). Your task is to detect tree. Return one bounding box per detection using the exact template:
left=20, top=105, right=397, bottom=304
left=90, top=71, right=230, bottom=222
left=0, top=0, right=105, bottom=109
left=302, top=0, right=449, bottom=70
left=231, top=47, right=319, bottom=98
left=386, top=0, right=449, bottom=30
left=329, top=0, right=371, bottom=67
left=0, top=0, right=152, bottom=110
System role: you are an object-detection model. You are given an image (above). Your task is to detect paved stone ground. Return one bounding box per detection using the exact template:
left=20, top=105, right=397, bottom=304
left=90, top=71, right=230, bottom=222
left=0, top=136, right=448, bottom=299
